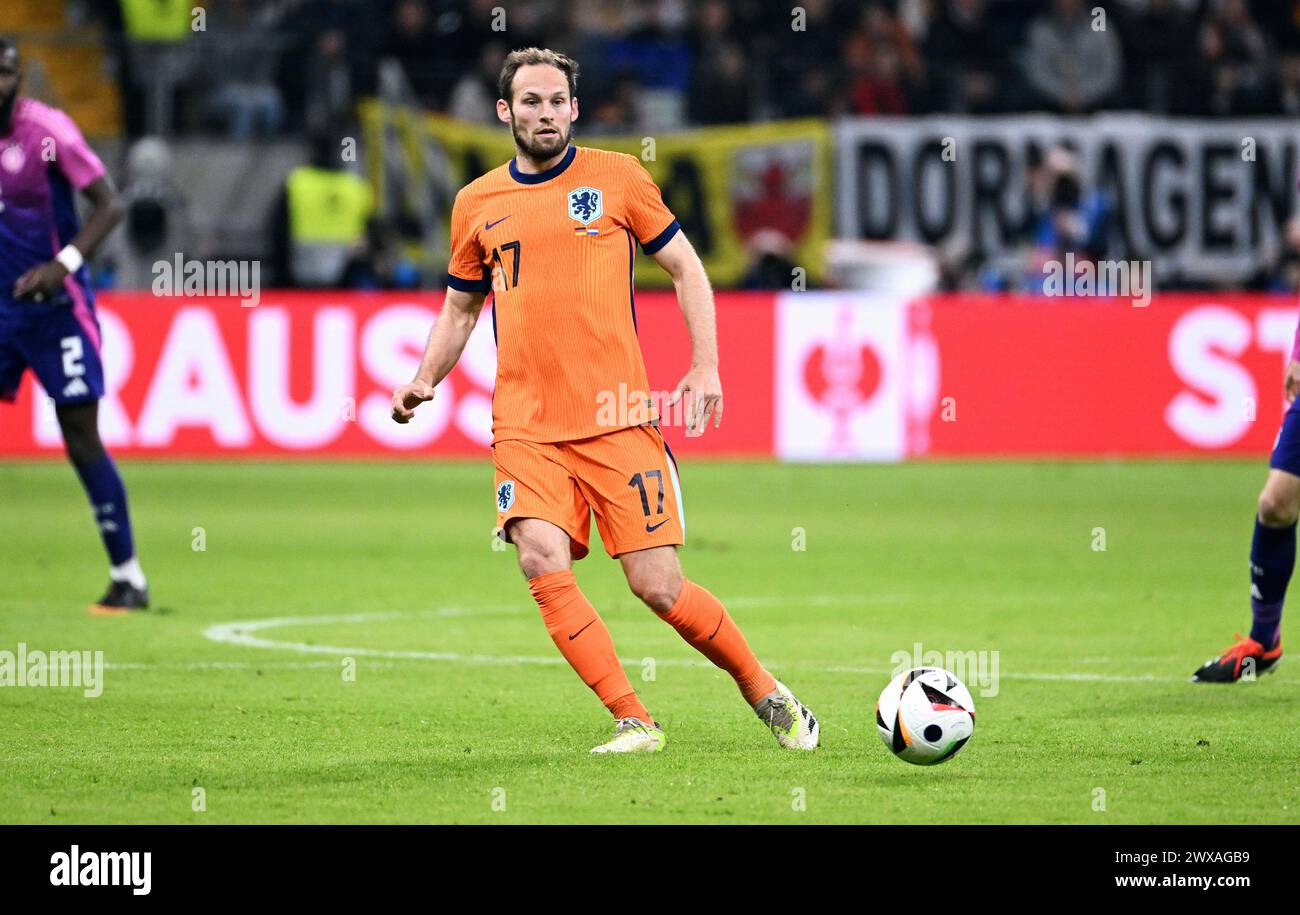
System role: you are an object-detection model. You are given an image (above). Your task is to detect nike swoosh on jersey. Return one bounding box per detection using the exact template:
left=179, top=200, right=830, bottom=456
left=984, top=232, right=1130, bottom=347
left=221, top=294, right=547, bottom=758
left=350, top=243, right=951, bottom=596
left=486, top=216, right=512, bottom=230
left=645, top=519, right=670, bottom=533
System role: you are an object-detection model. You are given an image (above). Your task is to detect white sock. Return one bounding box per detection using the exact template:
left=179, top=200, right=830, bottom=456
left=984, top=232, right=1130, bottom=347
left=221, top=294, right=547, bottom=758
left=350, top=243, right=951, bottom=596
left=109, top=557, right=147, bottom=591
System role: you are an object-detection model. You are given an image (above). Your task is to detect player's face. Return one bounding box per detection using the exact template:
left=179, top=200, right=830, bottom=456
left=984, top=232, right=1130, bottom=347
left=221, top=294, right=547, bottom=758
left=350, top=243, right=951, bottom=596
left=499, top=64, right=577, bottom=163
left=0, top=48, right=20, bottom=124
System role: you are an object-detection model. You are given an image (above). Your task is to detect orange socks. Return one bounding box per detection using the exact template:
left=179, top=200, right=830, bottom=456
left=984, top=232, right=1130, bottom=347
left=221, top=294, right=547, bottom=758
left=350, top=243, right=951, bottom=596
left=528, top=570, right=653, bottom=725
left=661, top=577, right=776, bottom=706
left=528, top=570, right=772, bottom=721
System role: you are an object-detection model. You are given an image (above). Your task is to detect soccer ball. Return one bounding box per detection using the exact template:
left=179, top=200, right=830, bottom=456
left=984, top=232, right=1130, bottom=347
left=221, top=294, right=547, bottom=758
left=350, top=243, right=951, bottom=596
left=875, top=667, right=976, bottom=765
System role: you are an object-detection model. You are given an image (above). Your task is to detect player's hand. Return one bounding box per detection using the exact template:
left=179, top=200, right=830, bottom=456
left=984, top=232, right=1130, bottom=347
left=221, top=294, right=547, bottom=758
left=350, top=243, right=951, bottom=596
left=669, top=365, right=723, bottom=437
left=12, top=261, right=70, bottom=302
left=391, top=381, right=436, bottom=424
left=1285, top=360, right=1300, bottom=405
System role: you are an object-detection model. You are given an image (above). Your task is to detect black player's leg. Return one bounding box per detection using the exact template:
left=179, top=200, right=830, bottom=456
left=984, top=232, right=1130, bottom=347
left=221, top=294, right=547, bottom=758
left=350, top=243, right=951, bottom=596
left=1257, top=468, right=1300, bottom=528
left=56, top=400, right=149, bottom=613
left=1245, top=468, right=1300, bottom=648
left=55, top=399, right=105, bottom=465
left=1192, top=452, right=1297, bottom=682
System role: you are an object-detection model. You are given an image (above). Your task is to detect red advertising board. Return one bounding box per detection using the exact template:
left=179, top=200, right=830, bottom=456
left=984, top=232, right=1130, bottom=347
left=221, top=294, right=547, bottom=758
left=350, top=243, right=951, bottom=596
left=0, top=291, right=772, bottom=459
left=1, top=291, right=1295, bottom=460
left=919, top=294, right=1298, bottom=457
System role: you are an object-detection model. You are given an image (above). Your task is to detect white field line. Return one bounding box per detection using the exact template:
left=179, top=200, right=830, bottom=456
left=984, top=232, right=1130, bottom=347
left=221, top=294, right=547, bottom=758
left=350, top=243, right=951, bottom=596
left=104, top=660, right=399, bottom=671
left=190, top=608, right=1192, bottom=685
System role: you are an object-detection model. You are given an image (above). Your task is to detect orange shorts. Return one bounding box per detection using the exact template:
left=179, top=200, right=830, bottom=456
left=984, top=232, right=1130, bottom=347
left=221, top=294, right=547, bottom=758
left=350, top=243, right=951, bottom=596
left=492, top=424, right=685, bottom=560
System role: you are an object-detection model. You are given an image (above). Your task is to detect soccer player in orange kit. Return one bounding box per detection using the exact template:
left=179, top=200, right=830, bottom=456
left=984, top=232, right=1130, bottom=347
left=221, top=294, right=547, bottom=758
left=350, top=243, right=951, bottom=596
left=392, top=48, right=818, bottom=753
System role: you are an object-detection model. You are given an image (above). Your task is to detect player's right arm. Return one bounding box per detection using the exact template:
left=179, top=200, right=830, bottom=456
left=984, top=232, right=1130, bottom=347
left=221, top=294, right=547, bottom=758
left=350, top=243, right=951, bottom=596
left=392, top=187, right=491, bottom=423
left=391, top=287, right=487, bottom=423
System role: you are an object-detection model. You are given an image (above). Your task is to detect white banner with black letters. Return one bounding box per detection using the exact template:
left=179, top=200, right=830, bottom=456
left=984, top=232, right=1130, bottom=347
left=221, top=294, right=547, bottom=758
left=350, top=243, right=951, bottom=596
left=835, top=115, right=1300, bottom=284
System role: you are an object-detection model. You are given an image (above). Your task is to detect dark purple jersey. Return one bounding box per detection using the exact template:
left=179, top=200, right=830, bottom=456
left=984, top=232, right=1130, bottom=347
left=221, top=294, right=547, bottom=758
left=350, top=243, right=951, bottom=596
left=0, top=98, right=106, bottom=405
left=0, top=96, right=105, bottom=315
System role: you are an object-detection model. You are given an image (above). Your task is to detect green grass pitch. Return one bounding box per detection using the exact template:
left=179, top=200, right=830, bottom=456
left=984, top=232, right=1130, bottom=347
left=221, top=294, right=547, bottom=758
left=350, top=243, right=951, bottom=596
left=1, top=458, right=1296, bottom=824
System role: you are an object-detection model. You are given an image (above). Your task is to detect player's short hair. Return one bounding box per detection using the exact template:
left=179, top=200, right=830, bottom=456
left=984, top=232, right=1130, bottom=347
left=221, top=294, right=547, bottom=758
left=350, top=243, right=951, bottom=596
left=498, top=47, right=578, bottom=106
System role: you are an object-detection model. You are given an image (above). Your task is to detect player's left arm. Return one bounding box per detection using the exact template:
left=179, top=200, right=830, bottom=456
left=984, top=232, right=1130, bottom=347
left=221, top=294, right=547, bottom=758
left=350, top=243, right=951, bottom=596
left=14, top=175, right=123, bottom=300
left=653, top=231, right=722, bottom=436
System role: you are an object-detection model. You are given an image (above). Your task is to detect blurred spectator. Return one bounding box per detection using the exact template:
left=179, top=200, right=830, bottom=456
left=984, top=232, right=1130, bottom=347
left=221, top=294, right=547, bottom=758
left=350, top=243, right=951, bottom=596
left=740, top=229, right=800, bottom=291
left=771, top=0, right=844, bottom=118
left=924, top=0, right=1005, bottom=113
left=1021, top=0, right=1122, bottom=114
left=1023, top=146, right=1115, bottom=293
left=604, top=0, right=691, bottom=92
left=118, top=0, right=191, bottom=42
left=844, top=32, right=907, bottom=115
left=271, top=131, right=373, bottom=288
left=100, top=137, right=191, bottom=290
left=689, top=40, right=751, bottom=125
left=342, top=219, right=422, bottom=290
left=448, top=42, right=508, bottom=124
left=116, top=0, right=196, bottom=135
left=276, top=0, right=375, bottom=133
left=1200, top=0, right=1270, bottom=115
left=1266, top=216, right=1300, bottom=293
left=604, top=0, right=691, bottom=129
left=861, top=3, right=925, bottom=108
left=1274, top=53, right=1300, bottom=116
left=585, top=74, right=642, bottom=133
left=1118, top=0, right=1201, bottom=114
left=380, top=0, right=442, bottom=110
left=202, top=0, right=286, bottom=139
left=1019, top=143, right=1054, bottom=245
left=302, top=27, right=357, bottom=134
left=783, top=68, right=845, bottom=120
left=1257, top=0, right=1300, bottom=55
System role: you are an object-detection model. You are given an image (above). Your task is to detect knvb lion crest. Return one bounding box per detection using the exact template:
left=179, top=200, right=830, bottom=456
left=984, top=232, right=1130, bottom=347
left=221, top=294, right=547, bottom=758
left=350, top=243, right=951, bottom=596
left=496, top=480, right=516, bottom=512
left=567, top=187, right=603, bottom=225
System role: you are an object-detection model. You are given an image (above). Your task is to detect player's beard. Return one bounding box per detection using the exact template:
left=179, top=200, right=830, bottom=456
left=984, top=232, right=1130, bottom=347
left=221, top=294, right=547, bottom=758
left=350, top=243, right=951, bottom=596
left=511, top=118, right=570, bottom=166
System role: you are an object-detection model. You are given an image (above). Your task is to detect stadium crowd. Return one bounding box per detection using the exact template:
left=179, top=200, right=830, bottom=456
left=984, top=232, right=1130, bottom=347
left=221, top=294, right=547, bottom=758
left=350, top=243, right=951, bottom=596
left=57, top=0, right=1300, bottom=293
left=79, top=0, right=1300, bottom=138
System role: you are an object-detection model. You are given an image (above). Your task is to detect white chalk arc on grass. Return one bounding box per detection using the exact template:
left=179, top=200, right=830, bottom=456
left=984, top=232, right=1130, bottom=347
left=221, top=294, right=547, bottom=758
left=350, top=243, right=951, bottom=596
left=199, top=606, right=1191, bottom=685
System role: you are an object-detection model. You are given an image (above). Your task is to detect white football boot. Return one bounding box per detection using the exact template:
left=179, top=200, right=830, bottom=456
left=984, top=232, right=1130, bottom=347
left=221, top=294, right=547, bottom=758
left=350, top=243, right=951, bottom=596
left=753, top=679, right=819, bottom=750
left=590, top=717, right=667, bottom=754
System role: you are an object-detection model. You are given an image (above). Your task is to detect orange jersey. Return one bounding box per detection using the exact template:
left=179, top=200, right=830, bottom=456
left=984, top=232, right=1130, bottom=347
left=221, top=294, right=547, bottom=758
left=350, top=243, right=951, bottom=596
left=446, top=145, right=680, bottom=444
